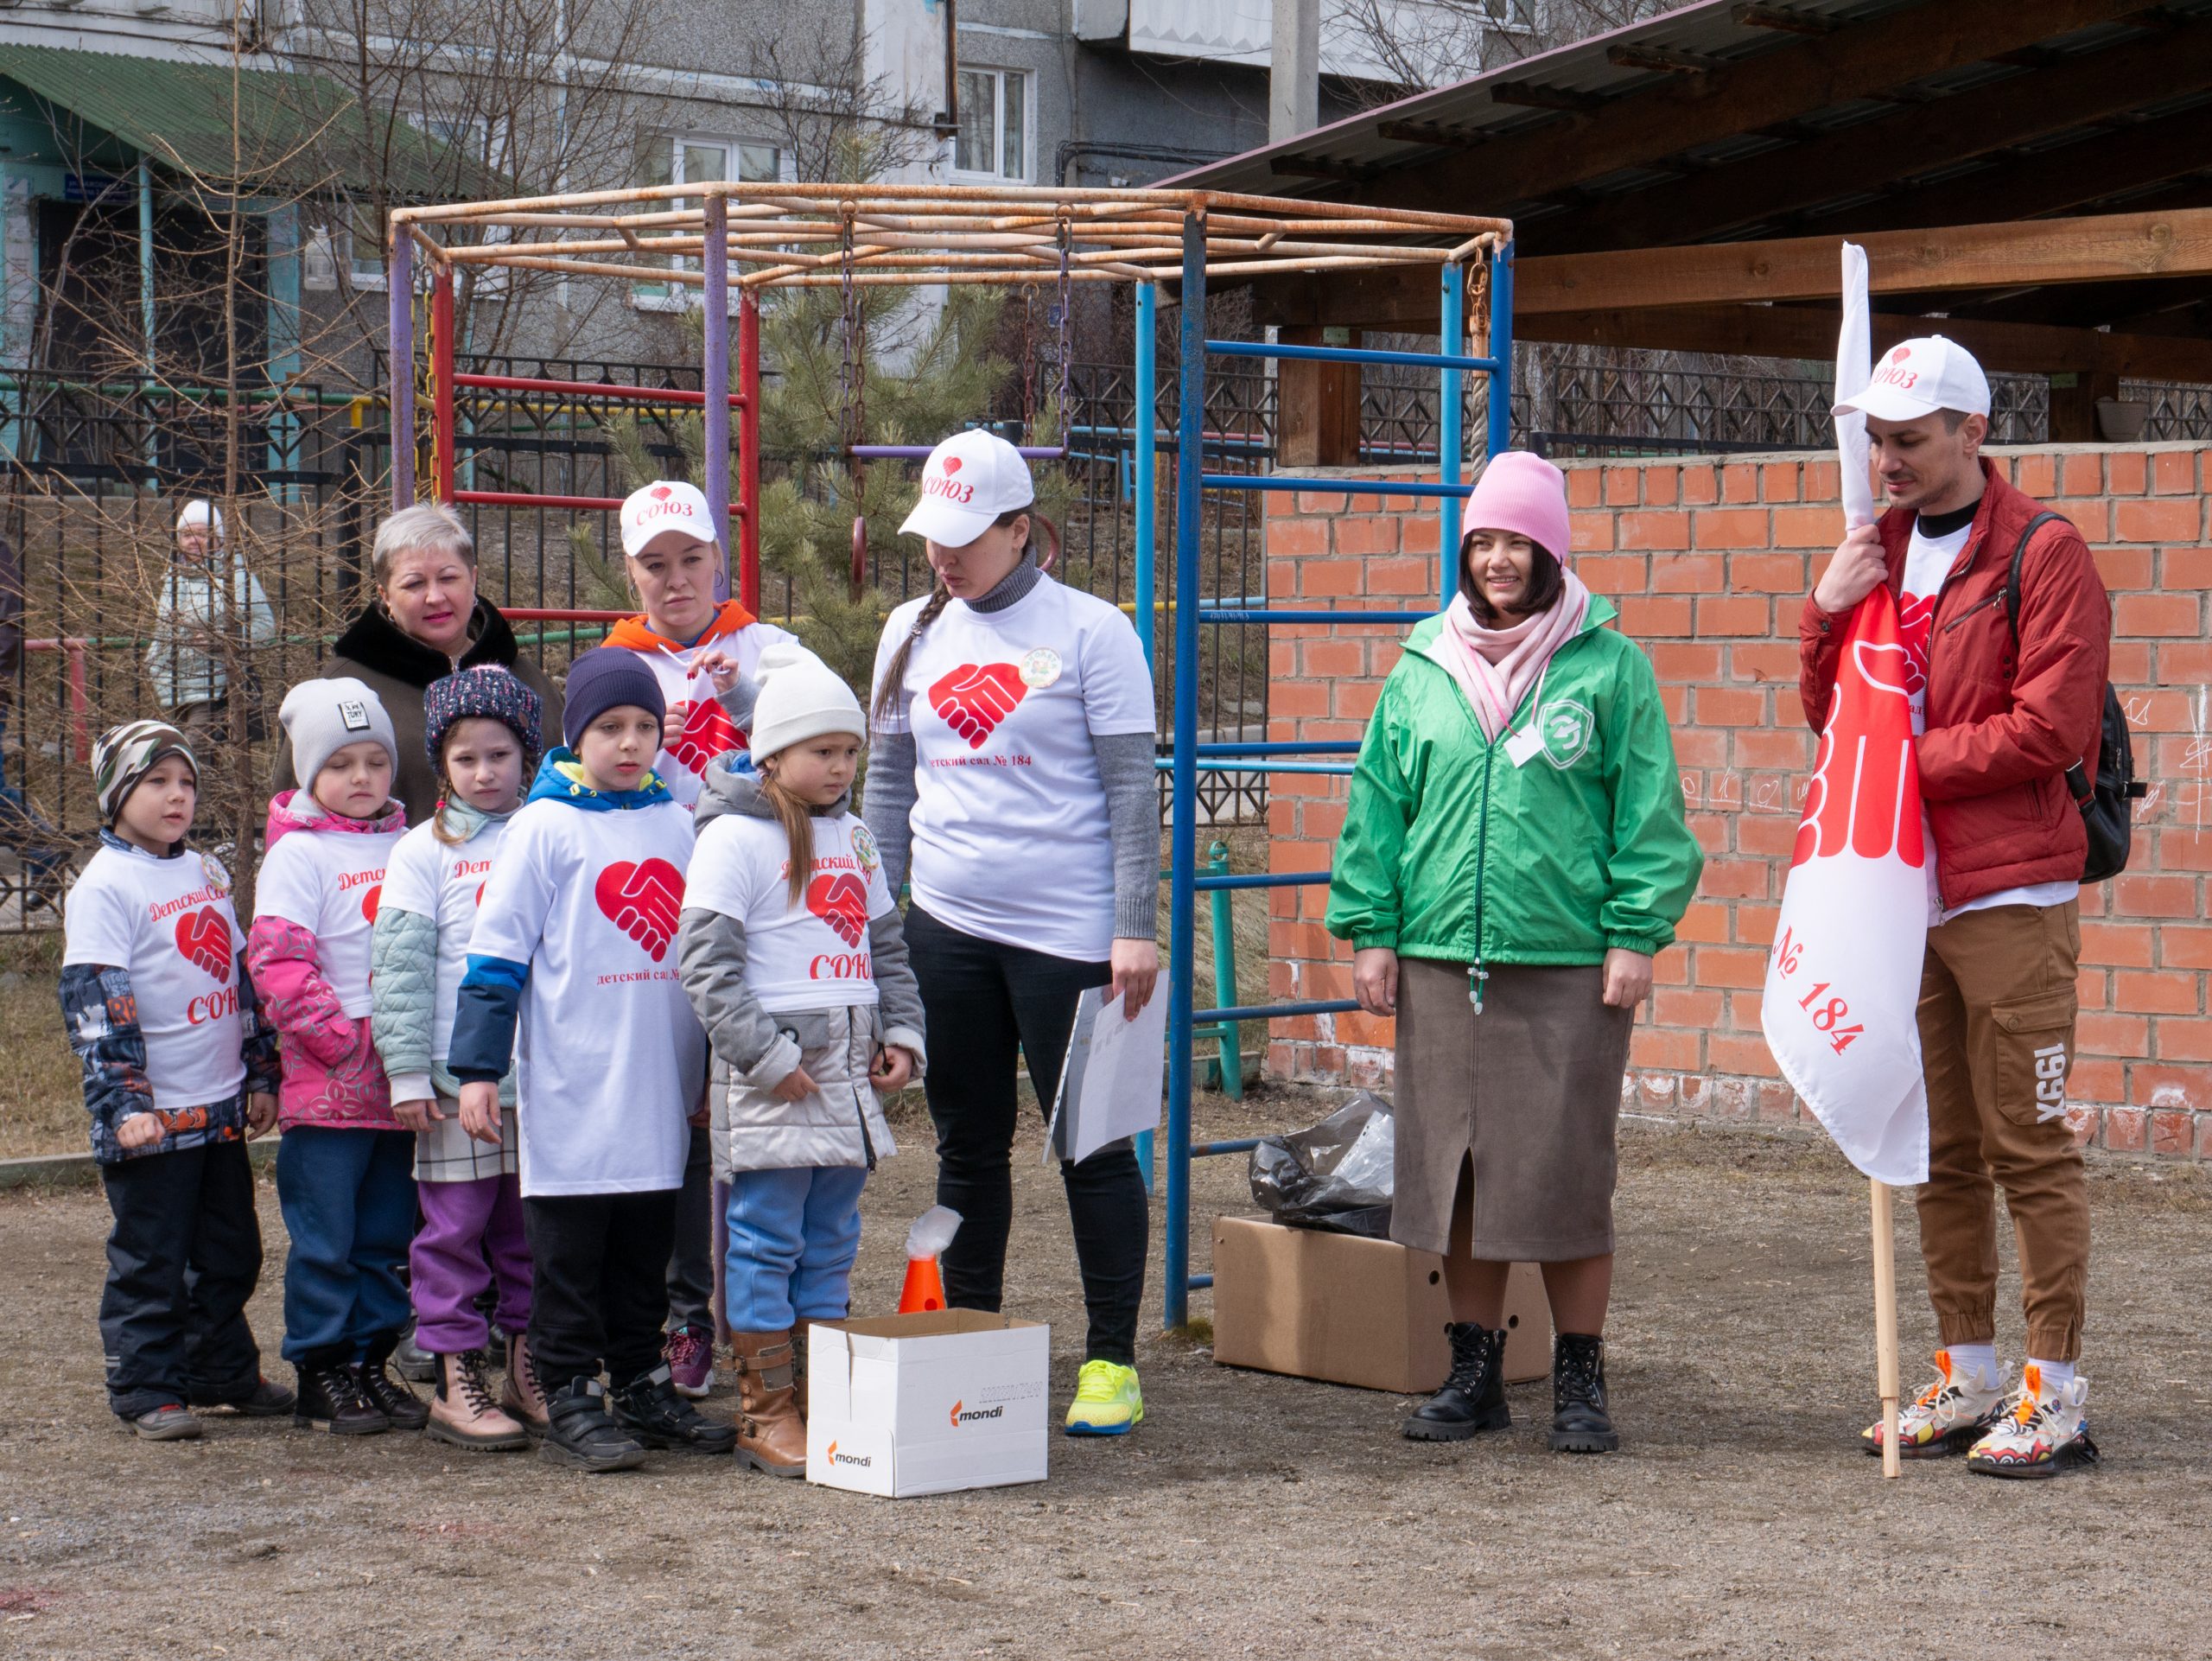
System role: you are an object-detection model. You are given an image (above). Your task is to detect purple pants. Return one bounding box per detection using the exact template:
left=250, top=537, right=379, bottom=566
left=410, top=1174, right=531, bottom=1354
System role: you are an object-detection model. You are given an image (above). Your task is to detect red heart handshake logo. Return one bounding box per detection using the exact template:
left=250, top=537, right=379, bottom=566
left=928, top=662, right=1026, bottom=750
left=594, top=857, right=685, bottom=961
left=807, top=873, right=869, bottom=947
left=665, top=696, right=742, bottom=775
left=174, top=907, right=232, bottom=982
left=359, top=884, right=382, bottom=924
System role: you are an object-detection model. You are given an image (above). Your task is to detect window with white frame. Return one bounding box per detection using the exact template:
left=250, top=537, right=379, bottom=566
left=632, top=136, right=783, bottom=311
left=346, top=113, right=513, bottom=292
left=954, top=67, right=1028, bottom=182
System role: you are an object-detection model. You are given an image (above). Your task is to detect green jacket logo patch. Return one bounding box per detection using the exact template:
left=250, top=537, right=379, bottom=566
left=1537, top=699, right=1594, bottom=768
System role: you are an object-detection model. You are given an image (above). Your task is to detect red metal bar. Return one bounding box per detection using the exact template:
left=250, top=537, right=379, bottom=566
left=738, top=290, right=762, bottom=615
left=430, top=270, right=456, bottom=502
left=26, top=638, right=90, bottom=762
left=453, top=372, right=747, bottom=409
left=453, top=489, right=748, bottom=517
left=496, top=608, right=632, bottom=622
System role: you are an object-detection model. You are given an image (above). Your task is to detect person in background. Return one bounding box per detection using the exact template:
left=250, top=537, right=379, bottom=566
left=60, top=721, right=289, bottom=1440
left=1808, top=336, right=2109, bottom=1479
left=1330, top=451, right=1702, bottom=1456
left=865, top=430, right=1160, bottom=1437
left=146, top=500, right=276, bottom=748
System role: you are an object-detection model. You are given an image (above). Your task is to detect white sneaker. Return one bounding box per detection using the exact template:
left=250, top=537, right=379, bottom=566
left=1861, top=1349, right=2006, bottom=1459
left=1967, top=1365, right=2097, bottom=1480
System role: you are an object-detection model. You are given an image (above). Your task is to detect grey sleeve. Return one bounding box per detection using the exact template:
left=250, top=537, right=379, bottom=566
left=715, top=670, right=760, bottom=735
left=867, top=909, right=927, bottom=1076
left=1090, top=730, right=1160, bottom=941
left=862, top=729, right=920, bottom=897
left=677, top=906, right=802, bottom=1089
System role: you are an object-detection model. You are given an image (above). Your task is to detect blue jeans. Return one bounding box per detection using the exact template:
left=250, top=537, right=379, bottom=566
left=723, top=1165, right=868, bottom=1333
left=275, top=1127, right=416, bottom=1364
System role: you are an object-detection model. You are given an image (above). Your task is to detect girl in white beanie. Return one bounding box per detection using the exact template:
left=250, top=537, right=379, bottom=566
left=677, top=643, right=925, bottom=1478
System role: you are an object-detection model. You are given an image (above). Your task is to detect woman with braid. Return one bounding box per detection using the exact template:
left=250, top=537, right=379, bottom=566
left=865, top=431, right=1160, bottom=1435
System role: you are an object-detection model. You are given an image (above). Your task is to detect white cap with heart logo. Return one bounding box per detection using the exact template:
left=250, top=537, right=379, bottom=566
left=898, top=430, right=1035, bottom=547
left=620, top=479, right=716, bottom=557
left=1833, top=335, right=1992, bottom=423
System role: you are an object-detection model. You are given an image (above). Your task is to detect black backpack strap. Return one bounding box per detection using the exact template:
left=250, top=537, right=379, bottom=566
left=2003, top=510, right=2069, bottom=642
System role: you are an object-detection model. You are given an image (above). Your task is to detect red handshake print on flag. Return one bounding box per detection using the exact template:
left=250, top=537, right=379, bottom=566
left=594, top=857, right=685, bottom=962
left=929, top=662, right=1027, bottom=749
left=666, top=695, right=743, bottom=775
left=174, top=907, right=232, bottom=982
left=1793, top=594, right=1926, bottom=871
left=807, top=873, right=870, bottom=947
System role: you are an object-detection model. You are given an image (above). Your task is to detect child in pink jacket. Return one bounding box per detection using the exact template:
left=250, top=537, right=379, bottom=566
left=246, top=678, right=419, bottom=1437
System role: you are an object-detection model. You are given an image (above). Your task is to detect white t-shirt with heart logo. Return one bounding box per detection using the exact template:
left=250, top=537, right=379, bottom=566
left=686, top=809, right=895, bottom=1012
left=251, top=822, right=404, bottom=1017
left=378, top=815, right=511, bottom=1074
left=872, top=575, right=1156, bottom=962
left=468, top=796, right=706, bottom=1195
left=613, top=619, right=798, bottom=810
left=64, top=842, right=251, bottom=1110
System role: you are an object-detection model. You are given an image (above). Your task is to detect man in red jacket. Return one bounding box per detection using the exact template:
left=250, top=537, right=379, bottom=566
left=1801, top=336, right=2109, bottom=1479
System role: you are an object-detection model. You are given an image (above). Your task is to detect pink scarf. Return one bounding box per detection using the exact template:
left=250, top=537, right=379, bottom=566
left=1433, top=570, right=1592, bottom=741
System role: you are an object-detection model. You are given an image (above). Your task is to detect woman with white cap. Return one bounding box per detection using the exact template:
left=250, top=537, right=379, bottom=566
left=1329, top=451, right=1702, bottom=1455
left=866, top=430, right=1160, bottom=1436
left=146, top=500, right=276, bottom=747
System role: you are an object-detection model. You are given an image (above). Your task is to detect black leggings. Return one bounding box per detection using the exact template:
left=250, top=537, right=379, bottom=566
left=906, top=904, right=1147, bottom=1366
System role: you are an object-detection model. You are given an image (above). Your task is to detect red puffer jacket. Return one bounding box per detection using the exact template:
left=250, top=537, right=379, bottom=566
left=1799, top=461, right=2111, bottom=913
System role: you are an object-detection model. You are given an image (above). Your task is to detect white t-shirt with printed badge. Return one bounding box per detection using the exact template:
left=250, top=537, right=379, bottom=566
left=64, top=842, right=250, bottom=1111
left=685, top=810, right=894, bottom=1012
left=251, top=822, right=404, bottom=1017
left=614, top=620, right=798, bottom=810
left=872, top=575, right=1156, bottom=963
left=380, top=816, right=509, bottom=1070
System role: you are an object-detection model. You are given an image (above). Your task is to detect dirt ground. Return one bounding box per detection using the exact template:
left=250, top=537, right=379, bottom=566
left=4, top=1090, right=2210, bottom=1661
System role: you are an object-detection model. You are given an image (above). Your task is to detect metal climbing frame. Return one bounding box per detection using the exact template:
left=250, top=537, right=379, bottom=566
left=1160, top=228, right=1516, bottom=1330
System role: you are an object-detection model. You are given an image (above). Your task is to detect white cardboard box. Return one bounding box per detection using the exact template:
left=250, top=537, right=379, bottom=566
left=806, top=1310, right=1051, bottom=1498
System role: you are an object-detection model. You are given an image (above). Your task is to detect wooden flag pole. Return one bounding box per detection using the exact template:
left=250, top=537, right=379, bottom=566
left=1871, top=1178, right=1902, bottom=1479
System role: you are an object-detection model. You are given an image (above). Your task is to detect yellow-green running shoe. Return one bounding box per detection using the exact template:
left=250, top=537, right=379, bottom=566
left=1064, top=1359, right=1143, bottom=1436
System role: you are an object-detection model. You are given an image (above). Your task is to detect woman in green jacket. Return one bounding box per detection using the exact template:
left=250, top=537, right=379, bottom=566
left=1327, top=451, right=1701, bottom=1455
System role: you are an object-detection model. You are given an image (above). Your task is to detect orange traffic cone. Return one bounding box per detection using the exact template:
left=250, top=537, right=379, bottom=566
left=898, top=1254, right=946, bottom=1314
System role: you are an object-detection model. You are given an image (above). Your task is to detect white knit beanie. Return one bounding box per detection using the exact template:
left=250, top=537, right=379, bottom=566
left=747, top=644, right=866, bottom=767
left=176, top=500, right=225, bottom=541
left=281, top=676, right=397, bottom=786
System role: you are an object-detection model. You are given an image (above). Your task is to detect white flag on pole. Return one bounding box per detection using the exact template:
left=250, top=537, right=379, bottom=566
left=1758, top=242, right=1929, bottom=1187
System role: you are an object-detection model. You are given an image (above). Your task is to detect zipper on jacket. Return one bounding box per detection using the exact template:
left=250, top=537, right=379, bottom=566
left=1469, top=741, right=1496, bottom=1014
left=851, top=1008, right=879, bottom=1173
left=1939, top=590, right=2004, bottom=633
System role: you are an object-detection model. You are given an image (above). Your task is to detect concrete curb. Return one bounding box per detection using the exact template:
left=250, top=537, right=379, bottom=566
left=0, top=1138, right=281, bottom=1193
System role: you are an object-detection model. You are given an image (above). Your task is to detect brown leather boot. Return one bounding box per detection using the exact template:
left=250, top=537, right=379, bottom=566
left=500, top=1331, right=550, bottom=1437
left=729, top=1330, right=806, bottom=1478
left=426, top=1351, right=528, bottom=1452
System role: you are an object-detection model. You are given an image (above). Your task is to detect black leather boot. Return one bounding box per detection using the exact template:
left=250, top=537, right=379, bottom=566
left=1550, top=1332, right=1618, bottom=1453
left=541, top=1378, right=648, bottom=1473
left=292, top=1348, right=389, bottom=1435
left=1402, top=1322, right=1510, bottom=1441
left=612, top=1365, right=739, bottom=1456
left=356, top=1336, right=431, bottom=1432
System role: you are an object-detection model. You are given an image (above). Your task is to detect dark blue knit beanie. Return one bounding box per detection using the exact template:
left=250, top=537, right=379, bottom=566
left=562, top=646, right=666, bottom=749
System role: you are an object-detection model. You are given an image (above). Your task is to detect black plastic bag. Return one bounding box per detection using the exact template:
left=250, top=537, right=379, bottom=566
left=1249, top=1091, right=1395, bottom=1238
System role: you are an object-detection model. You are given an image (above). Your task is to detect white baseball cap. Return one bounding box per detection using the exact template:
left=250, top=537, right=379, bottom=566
left=898, top=430, right=1035, bottom=547
left=620, top=480, right=717, bottom=557
left=1834, top=335, right=1992, bottom=423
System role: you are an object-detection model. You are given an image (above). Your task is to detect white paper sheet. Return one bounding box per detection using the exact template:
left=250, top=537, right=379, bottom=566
left=1045, top=986, right=1167, bottom=1167
left=1837, top=242, right=1876, bottom=530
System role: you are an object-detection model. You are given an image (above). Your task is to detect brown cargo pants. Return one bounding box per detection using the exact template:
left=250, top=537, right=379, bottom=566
left=1915, top=901, right=2090, bottom=1363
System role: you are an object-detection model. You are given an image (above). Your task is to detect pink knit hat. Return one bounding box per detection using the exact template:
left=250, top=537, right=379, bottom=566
left=1461, top=451, right=1572, bottom=563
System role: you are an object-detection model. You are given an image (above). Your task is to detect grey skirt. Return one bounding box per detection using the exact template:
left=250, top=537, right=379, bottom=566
left=1391, top=958, right=1634, bottom=1262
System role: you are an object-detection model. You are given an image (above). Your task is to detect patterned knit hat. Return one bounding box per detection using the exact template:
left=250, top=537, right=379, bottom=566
left=425, top=665, right=544, bottom=781
left=92, top=719, right=196, bottom=824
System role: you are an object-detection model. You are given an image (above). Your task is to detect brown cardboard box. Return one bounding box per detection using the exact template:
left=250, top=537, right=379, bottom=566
left=1211, top=1214, right=1549, bottom=1392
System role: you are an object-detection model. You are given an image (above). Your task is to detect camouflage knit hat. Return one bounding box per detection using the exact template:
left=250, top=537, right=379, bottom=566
left=92, top=719, right=196, bottom=824
left=424, top=665, right=544, bottom=781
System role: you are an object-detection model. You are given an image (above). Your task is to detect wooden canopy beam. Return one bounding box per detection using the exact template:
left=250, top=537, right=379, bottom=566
left=1348, top=0, right=2145, bottom=213
left=1543, top=17, right=2212, bottom=253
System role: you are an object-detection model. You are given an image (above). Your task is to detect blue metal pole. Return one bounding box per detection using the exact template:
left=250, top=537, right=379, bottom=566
left=137, top=156, right=156, bottom=482
left=1487, top=240, right=1515, bottom=468
left=1163, top=216, right=1205, bottom=1331
left=1439, top=262, right=1465, bottom=605
left=1208, top=841, right=1243, bottom=1101
left=702, top=192, right=732, bottom=603
left=389, top=228, right=416, bottom=507
left=1134, top=283, right=1158, bottom=671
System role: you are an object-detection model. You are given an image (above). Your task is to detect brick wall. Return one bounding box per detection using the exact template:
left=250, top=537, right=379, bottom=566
left=1262, top=443, right=2212, bottom=1157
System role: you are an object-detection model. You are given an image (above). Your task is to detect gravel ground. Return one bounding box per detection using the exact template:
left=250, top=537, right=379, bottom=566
left=3, top=1091, right=2210, bottom=1660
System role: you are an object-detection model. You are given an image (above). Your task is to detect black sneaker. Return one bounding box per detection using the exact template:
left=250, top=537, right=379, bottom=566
left=541, top=1378, right=648, bottom=1473
left=356, top=1341, right=431, bottom=1432
left=193, top=1376, right=296, bottom=1417
left=1549, top=1332, right=1618, bottom=1454
left=292, top=1352, right=389, bottom=1435
left=1402, top=1322, right=1510, bottom=1441
left=612, top=1365, right=739, bottom=1456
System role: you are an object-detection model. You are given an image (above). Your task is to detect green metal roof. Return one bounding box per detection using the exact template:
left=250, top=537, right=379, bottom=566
left=0, top=43, right=501, bottom=200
